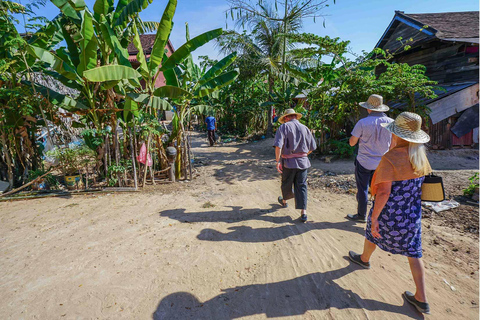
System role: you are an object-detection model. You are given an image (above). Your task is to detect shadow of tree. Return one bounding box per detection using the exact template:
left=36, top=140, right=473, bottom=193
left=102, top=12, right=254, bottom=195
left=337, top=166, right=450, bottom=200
left=152, top=261, right=423, bottom=320
left=197, top=220, right=365, bottom=243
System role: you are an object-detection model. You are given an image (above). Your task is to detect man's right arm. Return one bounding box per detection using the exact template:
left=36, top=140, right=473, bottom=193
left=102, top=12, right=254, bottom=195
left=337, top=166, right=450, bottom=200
left=350, top=121, right=362, bottom=146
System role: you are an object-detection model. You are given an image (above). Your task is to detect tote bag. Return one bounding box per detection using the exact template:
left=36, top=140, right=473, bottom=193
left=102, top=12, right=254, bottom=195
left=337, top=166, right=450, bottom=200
left=421, top=173, right=445, bottom=202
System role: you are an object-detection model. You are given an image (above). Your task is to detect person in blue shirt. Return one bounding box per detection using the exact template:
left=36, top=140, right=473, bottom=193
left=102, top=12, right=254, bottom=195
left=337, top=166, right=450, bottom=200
left=205, top=115, right=217, bottom=146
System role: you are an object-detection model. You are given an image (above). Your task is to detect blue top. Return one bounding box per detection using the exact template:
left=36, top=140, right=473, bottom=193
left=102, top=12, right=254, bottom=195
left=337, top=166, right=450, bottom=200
left=351, top=112, right=393, bottom=170
left=273, top=119, right=317, bottom=169
left=205, top=116, right=216, bottom=131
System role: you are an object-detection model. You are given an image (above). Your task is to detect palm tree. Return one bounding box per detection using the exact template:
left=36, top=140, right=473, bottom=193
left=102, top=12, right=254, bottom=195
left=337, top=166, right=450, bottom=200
left=221, top=0, right=332, bottom=136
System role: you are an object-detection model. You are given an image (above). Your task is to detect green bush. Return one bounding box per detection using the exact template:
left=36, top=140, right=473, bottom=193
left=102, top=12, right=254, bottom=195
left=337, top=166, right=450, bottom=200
left=463, top=173, right=479, bottom=196
left=327, top=139, right=354, bottom=158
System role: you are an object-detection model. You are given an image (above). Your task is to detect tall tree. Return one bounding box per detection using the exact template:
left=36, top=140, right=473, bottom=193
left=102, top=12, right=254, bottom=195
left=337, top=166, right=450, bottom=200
left=224, top=0, right=333, bottom=136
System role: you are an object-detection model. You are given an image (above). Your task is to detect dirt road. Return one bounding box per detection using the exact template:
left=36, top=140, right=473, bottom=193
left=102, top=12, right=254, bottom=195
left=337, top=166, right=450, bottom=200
left=1, top=134, right=478, bottom=319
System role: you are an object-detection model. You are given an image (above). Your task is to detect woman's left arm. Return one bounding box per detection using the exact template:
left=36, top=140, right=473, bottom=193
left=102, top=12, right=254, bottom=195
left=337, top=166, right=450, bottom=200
left=370, top=181, right=392, bottom=238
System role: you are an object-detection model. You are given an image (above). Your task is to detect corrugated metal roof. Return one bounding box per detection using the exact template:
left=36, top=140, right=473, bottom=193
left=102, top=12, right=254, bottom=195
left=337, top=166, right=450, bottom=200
left=388, top=82, right=478, bottom=110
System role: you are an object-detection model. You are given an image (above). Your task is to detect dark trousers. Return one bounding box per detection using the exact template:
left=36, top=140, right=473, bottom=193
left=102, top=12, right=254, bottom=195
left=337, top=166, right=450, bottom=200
left=281, top=167, right=308, bottom=210
left=355, top=158, right=375, bottom=218
left=207, top=130, right=216, bottom=146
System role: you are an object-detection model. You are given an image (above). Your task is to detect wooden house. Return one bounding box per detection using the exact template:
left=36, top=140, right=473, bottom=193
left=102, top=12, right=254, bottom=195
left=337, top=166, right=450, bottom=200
left=375, top=11, right=479, bottom=149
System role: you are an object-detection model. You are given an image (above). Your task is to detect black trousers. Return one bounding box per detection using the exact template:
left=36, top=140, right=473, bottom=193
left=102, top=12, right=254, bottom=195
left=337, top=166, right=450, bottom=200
left=281, top=167, right=308, bottom=210
left=207, top=130, right=216, bottom=146
left=354, top=158, right=375, bottom=218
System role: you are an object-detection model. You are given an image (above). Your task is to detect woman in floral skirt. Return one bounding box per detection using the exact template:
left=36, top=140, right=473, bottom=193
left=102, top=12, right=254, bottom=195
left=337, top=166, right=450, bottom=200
left=348, top=112, right=432, bottom=314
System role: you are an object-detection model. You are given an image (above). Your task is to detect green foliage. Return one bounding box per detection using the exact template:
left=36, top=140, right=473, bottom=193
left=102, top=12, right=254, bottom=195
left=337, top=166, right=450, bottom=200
left=28, top=168, right=58, bottom=187
left=463, top=173, right=479, bottom=196
left=107, top=160, right=131, bottom=186
left=327, top=139, right=353, bottom=158
left=46, top=145, right=96, bottom=175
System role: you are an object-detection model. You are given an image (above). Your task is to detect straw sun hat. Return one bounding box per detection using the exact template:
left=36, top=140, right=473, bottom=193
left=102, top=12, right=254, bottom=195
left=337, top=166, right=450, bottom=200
left=359, top=94, right=390, bottom=112
left=381, top=112, right=430, bottom=143
left=278, top=108, right=302, bottom=124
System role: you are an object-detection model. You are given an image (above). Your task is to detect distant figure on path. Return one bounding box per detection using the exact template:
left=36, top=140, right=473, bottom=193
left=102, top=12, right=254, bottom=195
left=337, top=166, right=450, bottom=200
left=347, top=94, right=394, bottom=223
left=274, top=109, right=317, bottom=222
left=205, top=114, right=217, bottom=147
left=348, top=112, right=432, bottom=314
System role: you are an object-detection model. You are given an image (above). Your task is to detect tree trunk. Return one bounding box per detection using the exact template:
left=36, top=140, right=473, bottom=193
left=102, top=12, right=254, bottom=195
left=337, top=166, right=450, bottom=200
left=1, top=133, right=13, bottom=191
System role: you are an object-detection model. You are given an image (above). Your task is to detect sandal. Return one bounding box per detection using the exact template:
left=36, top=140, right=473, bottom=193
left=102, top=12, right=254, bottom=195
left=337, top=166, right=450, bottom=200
left=300, top=214, right=307, bottom=223
left=278, top=196, right=288, bottom=208
left=403, top=291, right=430, bottom=314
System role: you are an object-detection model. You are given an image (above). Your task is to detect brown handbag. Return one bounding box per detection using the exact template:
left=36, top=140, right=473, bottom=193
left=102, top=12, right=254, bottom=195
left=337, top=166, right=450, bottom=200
left=421, top=174, right=445, bottom=202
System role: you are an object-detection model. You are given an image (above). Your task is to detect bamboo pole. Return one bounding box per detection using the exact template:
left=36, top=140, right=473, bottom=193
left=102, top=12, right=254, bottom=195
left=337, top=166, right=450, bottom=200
left=114, top=126, right=122, bottom=187
left=128, top=127, right=138, bottom=190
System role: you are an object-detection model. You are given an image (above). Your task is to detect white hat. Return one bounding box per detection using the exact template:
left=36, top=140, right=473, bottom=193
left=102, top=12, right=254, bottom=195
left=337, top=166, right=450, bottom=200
left=381, top=112, right=430, bottom=143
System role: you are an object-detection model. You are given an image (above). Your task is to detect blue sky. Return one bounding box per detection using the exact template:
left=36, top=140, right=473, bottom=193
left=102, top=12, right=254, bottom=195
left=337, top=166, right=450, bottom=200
left=22, top=0, right=479, bottom=62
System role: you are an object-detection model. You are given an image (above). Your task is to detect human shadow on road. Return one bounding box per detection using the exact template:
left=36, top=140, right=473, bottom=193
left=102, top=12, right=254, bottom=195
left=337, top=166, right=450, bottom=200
left=160, top=204, right=293, bottom=225
left=197, top=220, right=365, bottom=243
left=152, top=260, right=422, bottom=320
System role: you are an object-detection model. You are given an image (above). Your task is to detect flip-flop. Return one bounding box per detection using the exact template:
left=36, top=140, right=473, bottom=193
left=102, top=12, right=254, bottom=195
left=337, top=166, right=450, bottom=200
left=403, top=291, right=431, bottom=314
left=278, top=196, right=288, bottom=208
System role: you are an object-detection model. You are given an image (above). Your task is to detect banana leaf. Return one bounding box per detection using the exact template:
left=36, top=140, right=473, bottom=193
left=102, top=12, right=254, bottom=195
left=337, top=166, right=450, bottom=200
left=194, top=69, right=239, bottom=98
left=161, top=28, right=223, bottom=71
left=23, top=80, right=88, bottom=111
left=115, top=0, right=152, bottom=29
left=50, top=0, right=85, bottom=22
left=77, top=10, right=98, bottom=77
left=123, top=97, right=139, bottom=121
left=93, top=0, right=113, bottom=16
left=197, top=51, right=237, bottom=86
left=27, top=45, right=79, bottom=80
left=148, top=0, right=177, bottom=75
left=28, top=14, right=63, bottom=50
left=83, top=65, right=141, bottom=82
left=42, top=69, right=83, bottom=91
left=99, top=17, right=131, bottom=67
left=153, top=85, right=193, bottom=100
left=61, top=23, right=80, bottom=68
left=127, top=93, right=173, bottom=111
left=131, top=21, right=149, bottom=79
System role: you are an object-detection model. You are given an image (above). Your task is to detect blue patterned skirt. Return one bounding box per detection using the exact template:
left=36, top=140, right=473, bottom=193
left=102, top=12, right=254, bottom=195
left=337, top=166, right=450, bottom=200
left=365, top=177, right=424, bottom=258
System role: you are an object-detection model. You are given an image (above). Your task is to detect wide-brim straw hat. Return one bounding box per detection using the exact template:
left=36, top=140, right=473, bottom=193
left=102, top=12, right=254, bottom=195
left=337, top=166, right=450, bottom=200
left=359, top=94, right=390, bottom=112
left=381, top=112, right=430, bottom=143
left=278, top=108, right=302, bottom=124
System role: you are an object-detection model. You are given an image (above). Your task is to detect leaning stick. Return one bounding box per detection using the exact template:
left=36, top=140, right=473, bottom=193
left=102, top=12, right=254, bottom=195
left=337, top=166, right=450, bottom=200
left=1, top=168, right=56, bottom=197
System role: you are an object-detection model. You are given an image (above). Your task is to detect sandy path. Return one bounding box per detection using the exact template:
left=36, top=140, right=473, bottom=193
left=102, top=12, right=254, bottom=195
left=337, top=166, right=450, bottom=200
left=0, top=134, right=478, bottom=319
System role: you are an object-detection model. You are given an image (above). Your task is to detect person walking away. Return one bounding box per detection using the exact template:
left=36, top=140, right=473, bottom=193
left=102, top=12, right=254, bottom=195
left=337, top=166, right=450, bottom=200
left=347, top=94, right=394, bottom=223
left=274, top=109, right=317, bottom=222
left=348, top=112, right=432, bottom=314
left=205, top=114, right=217, bottom=147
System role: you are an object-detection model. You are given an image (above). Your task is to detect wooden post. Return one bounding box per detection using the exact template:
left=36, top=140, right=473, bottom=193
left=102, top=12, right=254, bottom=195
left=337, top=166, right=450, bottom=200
left=186, top=131, right=193, bottom=180
left=128, top=127, right=138, bottom=190
left=114, top=126, right=122, bottom=187
left=104, top=134, right=109, bottom=185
